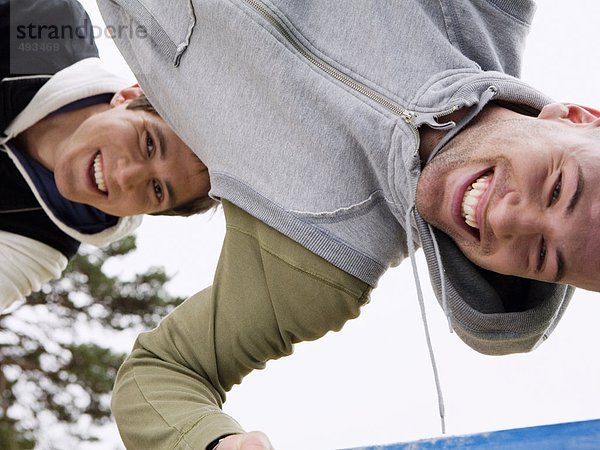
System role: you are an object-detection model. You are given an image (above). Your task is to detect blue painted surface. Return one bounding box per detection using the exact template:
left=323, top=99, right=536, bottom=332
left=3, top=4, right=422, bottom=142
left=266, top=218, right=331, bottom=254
left=347, top=419, right=600, bottom=450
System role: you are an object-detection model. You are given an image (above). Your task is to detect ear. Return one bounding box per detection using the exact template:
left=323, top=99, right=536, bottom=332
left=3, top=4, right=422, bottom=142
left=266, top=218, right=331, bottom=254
left=538, top=102, right=600, bottom=124
left=110, top=84, right=143, bottom=107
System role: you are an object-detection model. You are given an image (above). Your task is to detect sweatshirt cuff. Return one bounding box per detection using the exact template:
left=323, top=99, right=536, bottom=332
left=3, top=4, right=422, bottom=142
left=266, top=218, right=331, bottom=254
left=183, top=412, right=244, bottom=450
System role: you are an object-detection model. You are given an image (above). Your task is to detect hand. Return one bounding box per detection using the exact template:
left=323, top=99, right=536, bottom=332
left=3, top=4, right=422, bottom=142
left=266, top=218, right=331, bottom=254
left=215, top=431, right=274, bottom=450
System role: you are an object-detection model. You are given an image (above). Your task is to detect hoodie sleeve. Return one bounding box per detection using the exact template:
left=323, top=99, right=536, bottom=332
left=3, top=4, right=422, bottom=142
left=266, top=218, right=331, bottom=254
left=111, top=201, right=372, bottom=450
left=0, top=230, right=67, bottom=311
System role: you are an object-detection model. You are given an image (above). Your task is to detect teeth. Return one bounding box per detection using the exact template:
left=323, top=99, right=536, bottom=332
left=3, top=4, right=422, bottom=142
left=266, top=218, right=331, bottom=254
left=93, top=153, right=107, bottom=193
left=461, top=173, right=491, bottom=229
left=465, top=217, right=478, bottom=228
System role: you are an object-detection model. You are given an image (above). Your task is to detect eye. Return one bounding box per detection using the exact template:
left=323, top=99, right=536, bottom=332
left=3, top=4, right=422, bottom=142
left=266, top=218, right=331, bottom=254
left=152, top=180, right=163, bottom=201
left=146, top=133, right=155, bottom=157
left=550, top=177, right=561, bottom=205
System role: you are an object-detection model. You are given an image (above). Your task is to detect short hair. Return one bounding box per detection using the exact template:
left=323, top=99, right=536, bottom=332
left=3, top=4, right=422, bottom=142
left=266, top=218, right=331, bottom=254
left=126, top=94, right=219, bottom=216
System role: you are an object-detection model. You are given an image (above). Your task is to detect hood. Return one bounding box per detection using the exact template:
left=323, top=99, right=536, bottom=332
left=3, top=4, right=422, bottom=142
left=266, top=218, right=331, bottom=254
left=416, top=213, right=574, bottom=355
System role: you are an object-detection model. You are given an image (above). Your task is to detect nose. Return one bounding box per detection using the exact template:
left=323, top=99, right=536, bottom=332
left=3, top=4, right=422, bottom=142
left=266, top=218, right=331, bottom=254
left=487, top=191, right=544, bottom=239
left=114, top=158, right=148, bottom=191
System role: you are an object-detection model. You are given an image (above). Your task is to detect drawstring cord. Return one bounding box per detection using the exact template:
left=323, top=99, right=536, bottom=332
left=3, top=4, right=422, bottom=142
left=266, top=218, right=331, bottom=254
left=405, top=205, right=446, bottom=434
left=416, top=85, right=498, bottom=338
left=399, top=84, right=498, bottom=434
left=428, top=223, right=453, bottom=333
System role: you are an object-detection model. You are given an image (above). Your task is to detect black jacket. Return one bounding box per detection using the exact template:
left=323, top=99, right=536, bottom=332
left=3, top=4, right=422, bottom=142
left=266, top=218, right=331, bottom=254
left=0, top=0, right=99, bottom=258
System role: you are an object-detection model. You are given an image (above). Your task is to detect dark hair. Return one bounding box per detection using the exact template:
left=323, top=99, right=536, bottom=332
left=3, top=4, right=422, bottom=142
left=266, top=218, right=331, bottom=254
left=126, top=94, right=219, bottom=216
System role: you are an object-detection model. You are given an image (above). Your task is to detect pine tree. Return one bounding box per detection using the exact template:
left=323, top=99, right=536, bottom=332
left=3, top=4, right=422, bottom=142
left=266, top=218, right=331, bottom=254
left=0, top=236, right=184, bottom=449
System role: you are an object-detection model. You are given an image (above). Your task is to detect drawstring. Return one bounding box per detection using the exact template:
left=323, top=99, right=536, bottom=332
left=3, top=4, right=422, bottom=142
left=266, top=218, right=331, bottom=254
left=399, top=84, right=498, bottom=435
left=405, top=206, right=446, bottom=434
left=175, top=0, right=197, bottom=66
left=428, top=223, right=452, bottom=333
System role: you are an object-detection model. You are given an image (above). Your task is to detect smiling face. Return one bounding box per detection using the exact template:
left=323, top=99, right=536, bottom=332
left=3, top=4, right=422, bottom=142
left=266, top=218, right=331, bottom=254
left=53, top=90, right=209, bottom=217
left=416, top=103, right=600, bottom=292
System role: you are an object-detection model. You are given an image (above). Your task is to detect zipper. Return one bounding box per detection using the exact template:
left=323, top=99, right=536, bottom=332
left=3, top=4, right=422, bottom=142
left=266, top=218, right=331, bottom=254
left=242, top=0, right=455, bottom=132
left=0, top=207, right=43, bottom=214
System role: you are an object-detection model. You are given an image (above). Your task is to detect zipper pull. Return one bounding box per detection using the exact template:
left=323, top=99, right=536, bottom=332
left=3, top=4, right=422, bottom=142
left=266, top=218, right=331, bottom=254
left=414, top=112, right=456, bottom=130
left=400, top=110, right=417, bottom=125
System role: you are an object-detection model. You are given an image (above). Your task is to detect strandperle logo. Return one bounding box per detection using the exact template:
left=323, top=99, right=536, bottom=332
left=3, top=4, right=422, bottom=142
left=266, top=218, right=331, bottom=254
left=15, top=17, right=148, bottom=45
left=9, top=10, right=153, bottom=75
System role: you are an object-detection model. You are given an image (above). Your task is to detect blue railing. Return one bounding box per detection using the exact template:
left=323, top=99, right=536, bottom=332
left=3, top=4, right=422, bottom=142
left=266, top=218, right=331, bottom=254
left=347, top=419, right=600, bottom=450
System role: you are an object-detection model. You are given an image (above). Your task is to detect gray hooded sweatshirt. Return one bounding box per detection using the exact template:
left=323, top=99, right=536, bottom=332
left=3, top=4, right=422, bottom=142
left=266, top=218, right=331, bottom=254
left=97, top=0, right=573, bottom=355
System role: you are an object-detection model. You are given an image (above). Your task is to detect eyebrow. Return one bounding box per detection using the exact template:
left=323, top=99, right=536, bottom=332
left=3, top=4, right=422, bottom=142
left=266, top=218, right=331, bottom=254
left=553, top=249, right=565, bottom=283
left=565, top=164, right=584, bottom=216
left=154, top=124, right=177, bottom=208
left=554, top=164, right=584, bottom=282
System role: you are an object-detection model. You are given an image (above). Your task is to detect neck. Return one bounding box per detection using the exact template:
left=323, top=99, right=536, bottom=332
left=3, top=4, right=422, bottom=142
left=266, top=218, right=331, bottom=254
left=13, top=103, right=110, bottom=170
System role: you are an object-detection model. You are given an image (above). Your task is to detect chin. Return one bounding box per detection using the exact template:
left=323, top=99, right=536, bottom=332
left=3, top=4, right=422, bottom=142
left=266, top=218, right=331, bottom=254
left=56, top=185, right=79, bottom=204
left=415, top=188, right=438, bottom=225
left=91, top=203, right=118, bottom=216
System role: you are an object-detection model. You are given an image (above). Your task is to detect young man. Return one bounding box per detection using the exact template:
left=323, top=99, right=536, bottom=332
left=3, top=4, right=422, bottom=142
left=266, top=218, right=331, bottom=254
left=0, top=0, right=212, bottom=311
left=95, top=0, right=592, bottom=448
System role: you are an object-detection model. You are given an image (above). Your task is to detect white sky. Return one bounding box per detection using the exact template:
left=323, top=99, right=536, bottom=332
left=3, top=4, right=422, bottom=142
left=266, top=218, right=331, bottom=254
left=78, top=1, right=600, bottom=449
